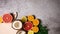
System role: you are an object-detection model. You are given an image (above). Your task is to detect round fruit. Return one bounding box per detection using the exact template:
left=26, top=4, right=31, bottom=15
left=28, top=30, right=34, bottom=34
left=32, top=19, right=39, bottom=26
left=32, top=27, right=39, bottom=33
left=21, top=16, right=27, bottom=22
left=27, top=15, right=34, bottom=21
left=23, top=22, right=33, bottom=31
left=3, top=14, right=13, bottom=23
left=12, top=21, right=22, bottom=30
left=0, top=16, right=3, bottom=23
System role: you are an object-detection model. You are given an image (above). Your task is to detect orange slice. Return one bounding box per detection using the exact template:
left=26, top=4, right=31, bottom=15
left=32, top=19, right=39, bottom=26
left=28, top=15, right=34, bottom=21
left=32, top=27, right=39, bottom=33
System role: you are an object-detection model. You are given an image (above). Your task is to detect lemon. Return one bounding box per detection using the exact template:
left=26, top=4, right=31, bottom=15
left=28, top=30, right=34, bottom=34
left=0, top=16, right=3, bottom=23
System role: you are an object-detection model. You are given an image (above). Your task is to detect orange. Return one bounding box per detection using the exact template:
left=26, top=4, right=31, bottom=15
left=32, top=27, right=39, bottom=33
left=33, top=19, right=39, bottom=26
left=28, top=15, right=34, bottom=21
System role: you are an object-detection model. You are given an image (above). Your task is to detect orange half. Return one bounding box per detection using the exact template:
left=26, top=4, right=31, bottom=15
left=32, top=27, right=39, bottom=33
left=28, top=15, right=34, bottom=21
left=32, top=19, right=39, bottom=26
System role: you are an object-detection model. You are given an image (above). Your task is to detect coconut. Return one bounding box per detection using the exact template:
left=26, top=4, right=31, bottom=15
left=16, top=30, right=26, bottom=34
left=12, top=21, right=22, bottom=30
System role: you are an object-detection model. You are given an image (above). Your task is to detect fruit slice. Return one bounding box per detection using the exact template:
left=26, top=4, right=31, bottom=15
left=28, top=30, right=34, bottom=34
left=16, top=30, right=26, bottom=34
left=3, top=14, right=13, bottom=23
left=27, top=15, right=34, bottom=21
left=32, top=19, right=39, bottom=26
left=21, top=16, right=27, bottom=22
left=12, top=21, right=22, bottom=30
left=0, top=16, right=3, bottom=23
left=23, top=21, right=33, bottom=31
left=32, top=27, right=39, bottom=33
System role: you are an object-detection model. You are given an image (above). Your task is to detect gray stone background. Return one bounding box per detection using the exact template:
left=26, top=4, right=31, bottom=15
left=0, top=0, right=60, bottom=34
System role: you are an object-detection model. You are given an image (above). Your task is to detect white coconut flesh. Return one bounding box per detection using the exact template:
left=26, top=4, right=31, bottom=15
left=13, top=12, right=18, bottom=19
left=12, top=21, right=22, bottom=29
left=17, top=30, right=26, bottom=34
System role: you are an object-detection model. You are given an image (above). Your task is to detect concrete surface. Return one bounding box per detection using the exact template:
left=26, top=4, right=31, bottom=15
left=0, top=0, right=60, bottom=34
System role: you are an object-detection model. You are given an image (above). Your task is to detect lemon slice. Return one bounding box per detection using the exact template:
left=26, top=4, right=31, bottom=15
left=28, top=30, right=34, bottom=34
left=0, top=16, right=3, bottom=23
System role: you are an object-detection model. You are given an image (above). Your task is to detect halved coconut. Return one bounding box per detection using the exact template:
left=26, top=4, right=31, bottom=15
left=16, top=30, right=26, bottom=34
left=10, top=12, right=18, bottom=20
left=12, top=21, right=22, bottom=30
left=13, top=12, right=18, bottom=19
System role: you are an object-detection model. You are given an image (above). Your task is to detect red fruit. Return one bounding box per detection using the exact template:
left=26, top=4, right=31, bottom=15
left=3, top=14, right=13, bottom=23
left=23, top=22, right=33, bottom=31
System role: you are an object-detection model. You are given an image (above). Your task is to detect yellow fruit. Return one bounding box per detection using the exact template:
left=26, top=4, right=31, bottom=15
left=32, top=27, right=39, bottom=33
left=28, top=15, right=34, bottom=21
left=28, top=30, right=34, bottom=34
left=33, top=19, right=39, bottom=26
left=21, top=16, right=27, bottom=22
left=0, top=16, right=3, bottom=23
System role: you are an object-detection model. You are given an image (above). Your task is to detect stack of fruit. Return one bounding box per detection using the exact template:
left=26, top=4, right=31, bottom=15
left=0, top=12, right=48, bottom=34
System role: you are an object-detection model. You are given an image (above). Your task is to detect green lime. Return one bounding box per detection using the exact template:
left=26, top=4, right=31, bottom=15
left=21, top=16, right=27, bottom=22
